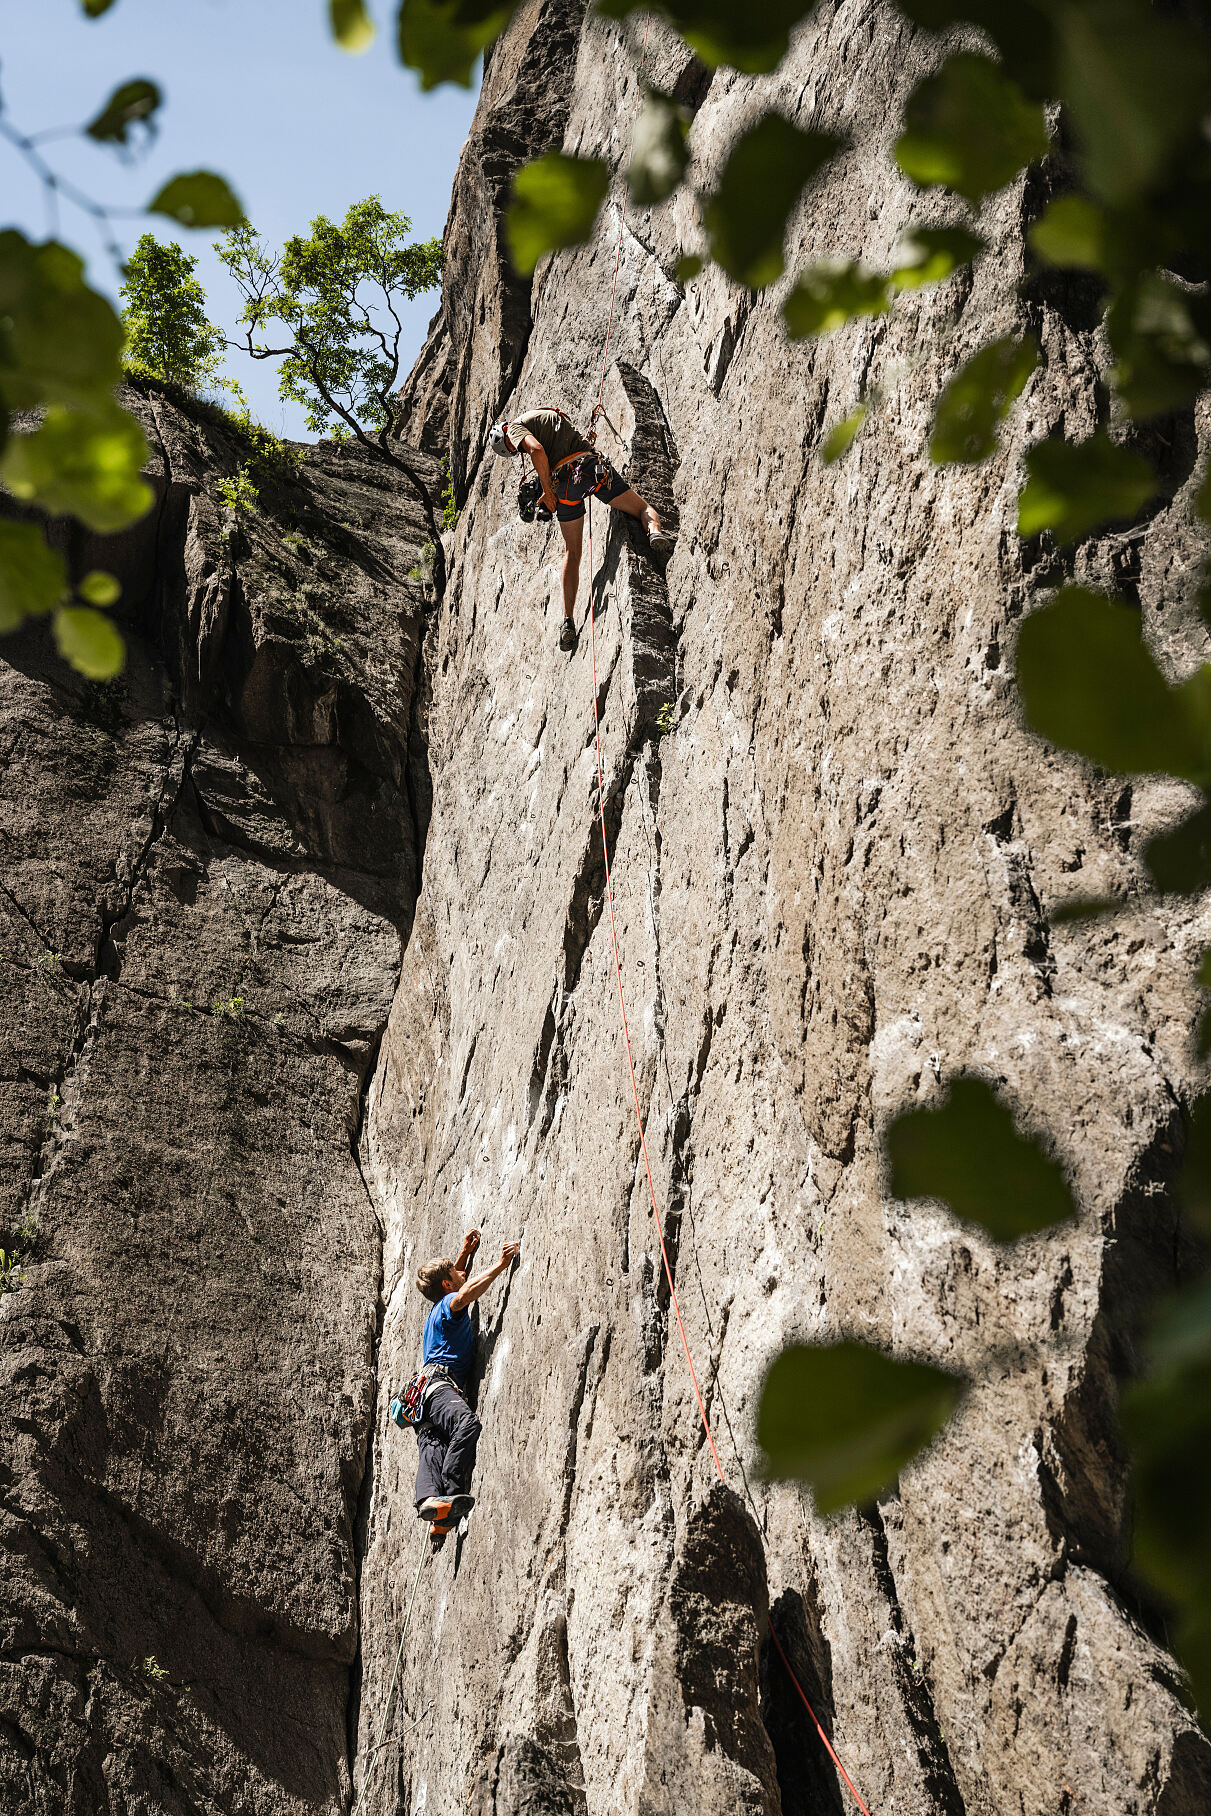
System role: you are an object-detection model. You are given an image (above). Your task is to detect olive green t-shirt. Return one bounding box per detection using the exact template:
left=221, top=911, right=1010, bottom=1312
left=511, top=408, right=590, bottom=468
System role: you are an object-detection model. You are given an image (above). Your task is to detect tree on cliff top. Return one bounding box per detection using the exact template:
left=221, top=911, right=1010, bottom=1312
left=120, top=233, right=226, bottom=393
left=216, top=197, right=442, bottom=453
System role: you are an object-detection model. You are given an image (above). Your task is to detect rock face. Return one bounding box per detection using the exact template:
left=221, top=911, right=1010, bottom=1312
left=2, top=2, right=1211, bottom=1814
left=0, top=389, right=439, bottom=1814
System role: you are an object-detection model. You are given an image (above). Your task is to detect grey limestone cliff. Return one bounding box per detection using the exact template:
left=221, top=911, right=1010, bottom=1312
left=2, top=1, right=1210, bottom=1813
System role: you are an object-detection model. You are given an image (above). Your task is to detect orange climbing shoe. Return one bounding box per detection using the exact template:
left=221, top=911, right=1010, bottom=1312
left=417, top=1494, right=474, bottom=1524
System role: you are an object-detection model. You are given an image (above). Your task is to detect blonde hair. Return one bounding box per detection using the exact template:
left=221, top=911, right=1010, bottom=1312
left=416, top=1256, right=454, bottom=1303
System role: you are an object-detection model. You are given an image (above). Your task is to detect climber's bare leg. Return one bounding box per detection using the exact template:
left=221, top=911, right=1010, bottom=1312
left=608, top=487, right=662, bottom=537
left=558, top=516, right=582, bottom=621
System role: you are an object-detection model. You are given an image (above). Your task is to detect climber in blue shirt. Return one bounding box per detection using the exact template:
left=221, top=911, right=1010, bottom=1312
left=412, top=1228, right=520, bottom=1536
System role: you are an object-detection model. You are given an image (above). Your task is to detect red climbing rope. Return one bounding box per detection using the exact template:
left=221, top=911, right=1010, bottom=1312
left=583, top=523, right=874, bottom=1816
left=582, top=23, right=873, bottom=1816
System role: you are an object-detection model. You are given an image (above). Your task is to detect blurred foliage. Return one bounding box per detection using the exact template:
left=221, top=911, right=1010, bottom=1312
left=895, top=53, right=1049, bottom=204
left=86, top=78, right=161, bottom=148
left=0, top=31, right=243, bottom=678
left=627, top=91, right=690, bottom=208
left=759, top=1342, right=964, bottom=1512
left=1017, top=431, right=1157, bottom=543
left=506, top=155, right=609, bottom=277
left=929, top=336, right=1038, bottom=464
left=1017, top=589, right=1210, bottom=782
left=4, top=0, right=1209, bottom=1720
left=703, top=116, right=841, bottom=289
left=330, top=0, right=377, bottom=54
left=149, top=171, right=244, bottom=230
left=820, top=404, right=867, bottom=466
left=887, top=1074, right=1075, bottom=1242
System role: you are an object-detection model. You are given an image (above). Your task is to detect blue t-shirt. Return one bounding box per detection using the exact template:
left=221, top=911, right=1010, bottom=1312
left=423, top=1293, right=473, bottom=1387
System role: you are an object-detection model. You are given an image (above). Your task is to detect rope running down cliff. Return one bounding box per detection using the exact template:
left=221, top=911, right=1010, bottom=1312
left=584, top=23, right=873, bottom=1814
left=351, top=1525, right=430, bottom=1816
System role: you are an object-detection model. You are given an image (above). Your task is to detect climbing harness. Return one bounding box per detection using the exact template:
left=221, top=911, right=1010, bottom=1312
left=390, top=1371, right=429, bottom=1429
left=580, top=19, right=874, bottom=1816
left=514, top=404, right=611, bottom=521
left=351, top=1525, right=431, bottom=1816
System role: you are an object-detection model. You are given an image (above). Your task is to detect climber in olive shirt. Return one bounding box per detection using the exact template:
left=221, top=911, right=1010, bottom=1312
left=412, top=1228, right=520, bottom=1534
left=489, top=407, right=676, bottom=653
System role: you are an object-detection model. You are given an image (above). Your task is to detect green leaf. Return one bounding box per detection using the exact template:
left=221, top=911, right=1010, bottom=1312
left=1143, top=801, right=1211, bottom=896
left=1199, top=952, right=1211, bottom=1061
left=891, top=0, right=1056, bottom=100
left=78, top=569, right=121, bottom=608
left=627, top=91, right=690, bottom=209
left=1108, top=275, right=1211, bottom=421
left=821, top=405, right=867, bottom=465
left=1121, top=1300, right=1211, bottom=1716
left=505, top=154, right=609, bottom=278
left=2, top=403, right=154, bottom=533
left=0, top=231, right=125, bottom=413
left=1197, top=466, right=1211, bottom=528
left=896, top=54, right=1049, bottom=206
left=597, top=0, right=813, bottom=76
left=86, top=78, right=161, bottom=145
left=1057, top=0, right=1211, bottom=207
left=1028, top=196, right=1107, bottom=272
left=703, top=116, right=841, bottom=290
left=1178, top=1093, right=1211, bottom=1244
left=397, top=0, right=515, bottom=91
left=887, top=1074, right=1074, bottom=1241
left=0, top=521, right=67, bottom=634
left=330, top=0, right=377, bottom=51
left=758, top=1341, right=965, bottom=1512
left=890, top=224, right=984, bottom=291
left=1017, top=432, right=1157, bottom=543
left=80, top=0, right=118, bottom=13
left=676, top=254, right=703, bottom=284
left=52, top=605, right=125, bottom=680
left=1016, top=588, right=1210, bottom=782
left=930, top=335, right=1038, bottom=464
left=782, top=261, right=888, bottom=339
left=149, top=172, right=245, bottom=229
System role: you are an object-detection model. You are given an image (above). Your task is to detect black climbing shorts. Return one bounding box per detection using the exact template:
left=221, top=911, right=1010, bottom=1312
left=556, top=460, right=631, bottom=523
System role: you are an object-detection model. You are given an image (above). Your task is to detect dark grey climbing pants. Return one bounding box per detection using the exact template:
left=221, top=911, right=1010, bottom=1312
left=414, top=1381, right=481, bottom=1506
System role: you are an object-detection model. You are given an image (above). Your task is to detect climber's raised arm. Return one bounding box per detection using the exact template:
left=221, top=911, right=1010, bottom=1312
left=454, top=1227, right=480, bottom=1274
left=449, top=1242, right=520, bottom=1314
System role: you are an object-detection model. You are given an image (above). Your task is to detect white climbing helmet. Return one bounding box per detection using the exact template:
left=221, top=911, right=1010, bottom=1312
left=489, top=422, right=517, bottom=458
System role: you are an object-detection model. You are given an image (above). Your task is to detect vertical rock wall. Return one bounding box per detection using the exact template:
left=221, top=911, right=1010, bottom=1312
left=356, top=3, right=1211, bottom=1815
left=2, top=1, right=1209, bottom=1812
left=0, top=391, right=439, bottom=1815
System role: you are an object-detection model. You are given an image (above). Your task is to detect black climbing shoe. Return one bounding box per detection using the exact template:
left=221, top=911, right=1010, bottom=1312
left=559, top=618, right=578, bottom=653
left=648, top=530, right=677, bottom=567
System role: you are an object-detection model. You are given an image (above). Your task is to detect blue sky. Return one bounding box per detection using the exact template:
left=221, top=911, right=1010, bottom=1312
left=3, top=0, right=479, bottom=437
